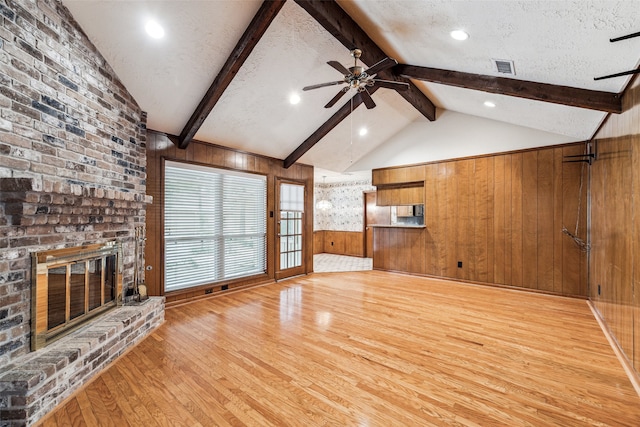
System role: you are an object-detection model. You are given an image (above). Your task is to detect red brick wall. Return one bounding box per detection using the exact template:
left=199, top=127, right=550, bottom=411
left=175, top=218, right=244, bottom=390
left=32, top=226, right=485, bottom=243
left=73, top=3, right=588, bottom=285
left=0, top=0, right=148, bottom=365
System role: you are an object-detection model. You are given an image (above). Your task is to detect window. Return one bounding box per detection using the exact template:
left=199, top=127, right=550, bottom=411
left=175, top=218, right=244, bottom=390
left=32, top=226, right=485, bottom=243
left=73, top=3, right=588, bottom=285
left=164, top=161, right=266, bottom=292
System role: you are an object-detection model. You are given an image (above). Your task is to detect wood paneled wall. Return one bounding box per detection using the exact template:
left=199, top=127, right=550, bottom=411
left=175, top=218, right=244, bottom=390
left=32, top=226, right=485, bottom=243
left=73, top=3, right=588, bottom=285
left=313, top=231, right=324, bottom=254
left=314, top=230, right=365, bottom=257
left=373, top=143, right=588, bottom=297
left=376, top=185, right=424, bottom=206
left=145, top=131, right=314, bottom=304
left=590, top=77, right=640, bottom=373
left=373, top=227, right=425, bottom=273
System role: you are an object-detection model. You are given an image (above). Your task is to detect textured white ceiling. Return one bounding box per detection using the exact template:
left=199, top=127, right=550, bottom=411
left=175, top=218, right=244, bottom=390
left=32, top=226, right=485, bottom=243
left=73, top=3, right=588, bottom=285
left=422, top=82, right=607, bottom=140
left=299, top=90, right=421, bottom=172
left=62, top=0, right=640, bottom=179
left=63, top=0, right=263, bottom=136
left=195, top=1, right=357, bottom=160
left=338, top=0, right=640, bottom=91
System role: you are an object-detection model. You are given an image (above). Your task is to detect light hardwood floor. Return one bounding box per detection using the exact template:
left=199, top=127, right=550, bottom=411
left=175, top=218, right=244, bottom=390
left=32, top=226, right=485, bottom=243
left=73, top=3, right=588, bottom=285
left=38, top=271, right=640, bottom=426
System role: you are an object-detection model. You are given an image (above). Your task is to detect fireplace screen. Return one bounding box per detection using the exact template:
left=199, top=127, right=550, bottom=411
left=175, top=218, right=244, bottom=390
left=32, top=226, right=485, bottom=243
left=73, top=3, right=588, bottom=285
left=31, top=242, right=122, bottom=350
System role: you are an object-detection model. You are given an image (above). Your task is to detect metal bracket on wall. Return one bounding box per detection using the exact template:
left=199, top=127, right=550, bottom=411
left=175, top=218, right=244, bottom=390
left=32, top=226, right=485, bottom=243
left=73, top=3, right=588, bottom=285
left=563, top=142, right=596, bottom=165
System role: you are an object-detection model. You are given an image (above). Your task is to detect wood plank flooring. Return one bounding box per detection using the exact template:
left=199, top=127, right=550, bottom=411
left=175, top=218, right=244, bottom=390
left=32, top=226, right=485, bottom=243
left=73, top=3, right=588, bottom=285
left=37, top=271, right=640, bottom=426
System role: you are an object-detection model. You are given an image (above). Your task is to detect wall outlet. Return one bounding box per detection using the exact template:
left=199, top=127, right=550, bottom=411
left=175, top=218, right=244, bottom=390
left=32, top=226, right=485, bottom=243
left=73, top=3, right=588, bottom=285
left=205, top=288, right=212, bottom=294
left=598, top=284, right=601, bottom=295
left=457, top=261, right=463, bottom=268
left=221, top=285, right=229, bottom=291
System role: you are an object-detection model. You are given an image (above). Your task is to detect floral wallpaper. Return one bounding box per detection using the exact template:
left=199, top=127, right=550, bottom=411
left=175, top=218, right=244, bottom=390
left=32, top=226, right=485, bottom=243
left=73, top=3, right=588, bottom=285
left=314, top=179, right=375, bottom=232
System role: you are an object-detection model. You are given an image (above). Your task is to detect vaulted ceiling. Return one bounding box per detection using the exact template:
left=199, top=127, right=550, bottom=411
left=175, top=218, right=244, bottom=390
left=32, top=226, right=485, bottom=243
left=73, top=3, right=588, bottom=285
left=62, top=0, right=640, bottom=179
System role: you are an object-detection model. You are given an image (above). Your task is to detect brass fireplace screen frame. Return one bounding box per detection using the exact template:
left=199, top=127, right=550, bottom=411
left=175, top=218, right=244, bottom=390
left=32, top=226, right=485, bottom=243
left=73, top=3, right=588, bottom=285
left=31, top=242, right=123, bottom=350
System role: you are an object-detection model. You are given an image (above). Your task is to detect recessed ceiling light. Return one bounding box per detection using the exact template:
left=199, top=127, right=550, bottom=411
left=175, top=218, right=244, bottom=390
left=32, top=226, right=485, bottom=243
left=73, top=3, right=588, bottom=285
left=450, top=30, right=469, bottom=41
left=145, top=20, right=165, bottom=39
left=289, top=93, right=301, bottom=105
left=359, top=127, right=368, bottom=136
left=484, top=101, right=496, bottom=108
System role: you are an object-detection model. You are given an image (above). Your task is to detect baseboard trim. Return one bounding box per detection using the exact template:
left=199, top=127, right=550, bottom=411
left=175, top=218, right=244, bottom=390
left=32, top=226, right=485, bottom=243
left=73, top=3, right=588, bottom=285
left=165, top=280, right=274, bottom=308
left=588, top=300, right=640, bottom=398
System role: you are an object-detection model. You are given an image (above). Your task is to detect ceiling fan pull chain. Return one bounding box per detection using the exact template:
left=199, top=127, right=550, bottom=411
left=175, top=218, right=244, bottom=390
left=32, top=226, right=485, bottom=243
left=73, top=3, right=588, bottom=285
left=350, top=95, right=354, bottom=165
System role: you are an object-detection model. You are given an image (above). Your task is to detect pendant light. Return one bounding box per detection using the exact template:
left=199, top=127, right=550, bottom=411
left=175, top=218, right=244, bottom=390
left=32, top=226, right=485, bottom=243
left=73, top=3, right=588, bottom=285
left=315, top=176, right=333, bottom=210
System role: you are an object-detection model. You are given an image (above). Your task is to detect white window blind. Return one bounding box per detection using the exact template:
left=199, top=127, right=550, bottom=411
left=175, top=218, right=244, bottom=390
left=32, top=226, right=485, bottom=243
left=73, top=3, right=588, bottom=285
left=164, top=161, right=266, bottom=292
left=280, top=183, right=304, bottom=212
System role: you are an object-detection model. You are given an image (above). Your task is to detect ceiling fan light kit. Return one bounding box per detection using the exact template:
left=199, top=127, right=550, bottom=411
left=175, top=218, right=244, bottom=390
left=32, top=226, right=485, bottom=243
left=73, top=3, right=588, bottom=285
left=303, top=48, right=410, bottom=110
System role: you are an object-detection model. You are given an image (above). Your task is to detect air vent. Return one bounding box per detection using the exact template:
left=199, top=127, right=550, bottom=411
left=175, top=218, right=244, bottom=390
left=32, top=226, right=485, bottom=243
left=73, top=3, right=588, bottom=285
left=492, top=59, right=516, bottom=75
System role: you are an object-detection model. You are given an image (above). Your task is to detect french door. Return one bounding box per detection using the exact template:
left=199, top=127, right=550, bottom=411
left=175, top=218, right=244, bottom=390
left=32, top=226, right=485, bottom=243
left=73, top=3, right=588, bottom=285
left=275, top=179, right=306, bottom=280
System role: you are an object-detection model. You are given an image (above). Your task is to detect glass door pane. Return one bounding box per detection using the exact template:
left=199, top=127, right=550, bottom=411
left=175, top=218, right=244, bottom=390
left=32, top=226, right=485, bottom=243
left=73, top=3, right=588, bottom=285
left=276, top=181, right=305, bottom=279
left=280, top=211, right=303, bottom=269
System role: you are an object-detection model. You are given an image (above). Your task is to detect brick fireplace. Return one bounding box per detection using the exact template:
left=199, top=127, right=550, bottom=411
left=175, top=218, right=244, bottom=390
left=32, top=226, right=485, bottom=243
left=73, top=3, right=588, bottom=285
left=0, top=0, right=165, bottom=424
left=0, top=178, right=165, bottom=426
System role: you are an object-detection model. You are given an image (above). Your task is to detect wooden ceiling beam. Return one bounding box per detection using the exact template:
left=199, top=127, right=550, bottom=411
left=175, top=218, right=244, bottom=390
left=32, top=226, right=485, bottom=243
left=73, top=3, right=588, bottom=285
left=176, top=0, right=286, bottom=149
left=283, top=0, right=437, bottom=168
left=395, top=64, right=623, bottom=114
left=283, top=87, right=379, bottom=169
left=293, top=0, right=436, bottom=122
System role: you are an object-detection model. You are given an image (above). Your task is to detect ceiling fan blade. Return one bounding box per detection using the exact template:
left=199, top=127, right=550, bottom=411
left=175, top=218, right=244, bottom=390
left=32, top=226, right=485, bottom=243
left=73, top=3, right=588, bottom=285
left=365, top=57, right=397, bottom=76
left=303, top=80, right=346, bottom=91
left=360, top=89, right=376, bottom=109
left=324, top=89, right=348, bottom=108
left=594, top=68, right=640, bottom=81
left=373, top=79, right=410, bottom=91
left=327, top=60, right=351, bottom=75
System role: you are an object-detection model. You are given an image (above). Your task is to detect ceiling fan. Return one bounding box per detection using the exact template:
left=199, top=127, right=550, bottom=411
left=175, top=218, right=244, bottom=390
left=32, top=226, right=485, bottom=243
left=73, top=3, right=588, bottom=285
left=594, top=31, right=640, bottom=81
left=303, top=48, right=409, bottom=109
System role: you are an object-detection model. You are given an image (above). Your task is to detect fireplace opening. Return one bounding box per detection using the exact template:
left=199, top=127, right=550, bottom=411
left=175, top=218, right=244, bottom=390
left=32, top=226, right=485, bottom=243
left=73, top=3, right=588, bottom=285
left=32, top=242, right=123, bottom=350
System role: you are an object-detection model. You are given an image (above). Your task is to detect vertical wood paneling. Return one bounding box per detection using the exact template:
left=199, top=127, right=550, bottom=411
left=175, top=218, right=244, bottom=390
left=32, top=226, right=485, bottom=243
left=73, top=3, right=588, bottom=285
left=192, top=143, right=207, bottom=164
left=372, top=143, right=588, bottom=299
left=473, top=158, right=489, bottom=282
left=446, top=162, right=458, bottom=276
left=593, top=138, right=634, bottom=359
left=561, top=145, right=588, bottom=297
left=493, top=156, right=506, bottom=284
left=587, top=77, right=640, bottom=375
left=373, top=228, right=383, bottom=270
left=436, top=163, right=448, bottom=276
left=407, top=229, right=426, bottom=274
left=373, top=228, right=389, bottom=271
left=424, top=165, right=437, bottom=275
left=503, top=155, right=513, bottom=285
left=314, top=231, right=324, bottom=254
left=314, top=230, right=364, bottom=257
left=391, top=230, right=404, bottom=272
left=552, top=148, right=564, bottom=294
left=486, top=157, right=495, bottom=284
left=633, top=98, right=640, bottom=372
left=536, top=149, right=554, bottom=292
left=466, top=160, right=476, bottom=281
left=522, top=151, right=538, bottom=288
left=590, top=142, right=605, bottom=306
left=456, top=160, right=472, bottom=280
left=511, top=153, right=524, bottom=288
